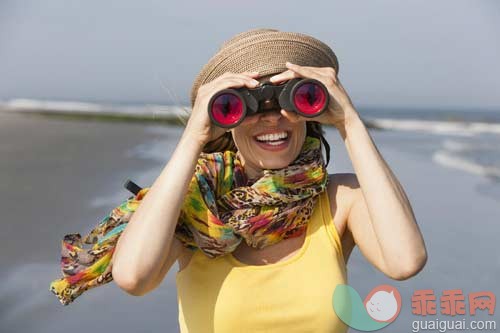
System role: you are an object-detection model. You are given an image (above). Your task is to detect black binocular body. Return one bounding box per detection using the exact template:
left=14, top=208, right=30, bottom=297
left=208, top=78, right=329, bottom=128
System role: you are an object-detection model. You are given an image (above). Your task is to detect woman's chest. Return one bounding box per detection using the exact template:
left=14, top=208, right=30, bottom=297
left=177, top=231, right=307, bottom=271
left=176, top=233, right=348, bottom=333
left=230, top=231, right=307, bottom=265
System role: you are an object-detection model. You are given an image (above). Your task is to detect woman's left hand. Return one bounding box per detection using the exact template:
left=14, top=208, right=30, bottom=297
left=269, top=62, right=358, bottom=129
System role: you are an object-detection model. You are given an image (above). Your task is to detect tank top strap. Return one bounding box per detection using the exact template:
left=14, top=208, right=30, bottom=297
left=312, top=188, right=346, bottom=267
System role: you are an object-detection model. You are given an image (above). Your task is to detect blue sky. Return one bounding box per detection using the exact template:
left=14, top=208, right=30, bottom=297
left=0, top=0, right=498, bottom=110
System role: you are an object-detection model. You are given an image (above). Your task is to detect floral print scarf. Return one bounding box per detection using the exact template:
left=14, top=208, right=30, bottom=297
left=49, top=136, right=328, bottom=305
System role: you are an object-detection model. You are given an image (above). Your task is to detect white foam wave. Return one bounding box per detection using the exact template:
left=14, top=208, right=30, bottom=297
left=433, top=150, right=500, bottom=178
left=90, top=134, right=177, bottom=209
left=89, top=191, right=131, bottom=209
left=0, top=263, right=56, bottom=322
left=0, top=98, right=189, bottom=119
left=441, top=139, right=470, bottom=151
left=441, top=139, right=499, bottom=152
left=367, top=118, right=500, bottom=136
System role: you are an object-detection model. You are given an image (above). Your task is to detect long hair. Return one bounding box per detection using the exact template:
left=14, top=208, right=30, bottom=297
left=202, top=121, right=331, bottom=167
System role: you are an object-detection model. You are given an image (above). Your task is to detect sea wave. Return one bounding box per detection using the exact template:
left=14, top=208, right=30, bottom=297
left=366, top=117, right=500, bottom=136
left=0, top=98, right=188, bottom=119
left=433, top=150, right=500, bottom=179
left=441, top=138, right=500, bottom=152
left=3, top=99, right=500, bottom=137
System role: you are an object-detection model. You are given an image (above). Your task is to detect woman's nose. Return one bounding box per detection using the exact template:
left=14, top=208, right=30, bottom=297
left=259, top=109, right=282, bottom=123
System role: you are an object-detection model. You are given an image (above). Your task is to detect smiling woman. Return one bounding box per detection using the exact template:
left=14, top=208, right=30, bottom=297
left=50, top=28, right=426, bottom=333
left=202, top=73, right=333, bottom=175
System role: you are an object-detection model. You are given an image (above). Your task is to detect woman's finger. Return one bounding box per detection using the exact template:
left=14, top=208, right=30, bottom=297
left=214, top=76, right=260, bottom=90
left=238, top=71, right=261, bottom=78
left=285, top=62, right=318, bottom=78
left=269, top=70, right=299, bottom=83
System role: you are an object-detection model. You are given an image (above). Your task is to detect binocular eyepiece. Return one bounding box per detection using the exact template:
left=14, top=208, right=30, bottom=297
left=208, top=78, right=329, bottom=128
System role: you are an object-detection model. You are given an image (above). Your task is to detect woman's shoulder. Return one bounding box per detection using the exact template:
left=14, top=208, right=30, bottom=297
left=326, top=173, right=359, bottom=262
left=327, top=173, right=360, bottom=202
left=325, top=173, right=359, bottom=236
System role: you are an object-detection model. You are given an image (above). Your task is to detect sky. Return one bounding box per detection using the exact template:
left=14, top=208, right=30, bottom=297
left=0, top=0, right=499, bottom=110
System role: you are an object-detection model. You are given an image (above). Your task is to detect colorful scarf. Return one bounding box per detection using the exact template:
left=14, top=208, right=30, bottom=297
left=49, top=136, right=328, bottom=305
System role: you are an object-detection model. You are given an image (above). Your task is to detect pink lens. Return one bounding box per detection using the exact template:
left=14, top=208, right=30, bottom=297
left=210, top=93, right=244, bottom=126
left=293, top=82, right=327, bottom=115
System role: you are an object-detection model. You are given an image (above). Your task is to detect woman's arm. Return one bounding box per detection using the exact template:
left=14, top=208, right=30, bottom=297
left=337, top=110, right=427, bottom=280
left=270, top=62, right=427, bottom=280
left=111, top=71, right=261, bottom=295
left=111, top=130, right=204, bottom=295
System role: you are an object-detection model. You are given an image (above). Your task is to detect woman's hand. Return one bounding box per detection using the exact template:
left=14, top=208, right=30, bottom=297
left=269, top=62, right=358, bottom=129
left=187, top=71, right=261, bottom=146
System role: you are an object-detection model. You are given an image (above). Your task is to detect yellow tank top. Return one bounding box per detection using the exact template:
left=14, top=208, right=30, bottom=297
left=175, top=189, right=348, bottom=333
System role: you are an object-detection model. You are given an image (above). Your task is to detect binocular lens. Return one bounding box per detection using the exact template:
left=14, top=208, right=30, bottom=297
left=211, top=93, right=244, bottom=127
left=294, top=82, right=328, bottom=115
left=208, top=79, right=328, bottom=128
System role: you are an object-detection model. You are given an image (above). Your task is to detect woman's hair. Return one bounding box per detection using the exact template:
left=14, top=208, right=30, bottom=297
left=202, top=121, right=331, bottom=167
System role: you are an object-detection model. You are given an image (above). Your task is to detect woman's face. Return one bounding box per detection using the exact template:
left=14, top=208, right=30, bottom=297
left=230, top=74, right=307, bottom=179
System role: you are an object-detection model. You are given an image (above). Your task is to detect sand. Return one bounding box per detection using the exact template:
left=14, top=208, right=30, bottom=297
left=1, top=112, right=499, bottom=332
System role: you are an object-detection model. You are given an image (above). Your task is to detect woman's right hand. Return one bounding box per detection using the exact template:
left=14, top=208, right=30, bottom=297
left=186, top=71, right=261, bottom=146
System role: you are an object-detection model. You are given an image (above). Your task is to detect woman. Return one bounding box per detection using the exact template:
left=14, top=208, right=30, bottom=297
left=51, top=28, right=427, bottom=332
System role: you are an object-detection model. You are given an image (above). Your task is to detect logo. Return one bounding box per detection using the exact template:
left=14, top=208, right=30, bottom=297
left=332, top=284, right=402, bottom=331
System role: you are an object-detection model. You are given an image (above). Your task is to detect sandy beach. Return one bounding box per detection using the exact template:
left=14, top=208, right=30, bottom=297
left=1, top=111, right=499, bottom=332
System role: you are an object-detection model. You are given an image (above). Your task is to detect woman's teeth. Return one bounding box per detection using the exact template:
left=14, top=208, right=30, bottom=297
left=262, top=140, right=285, bottom=146
left=255, top=132, right=288, bottom=143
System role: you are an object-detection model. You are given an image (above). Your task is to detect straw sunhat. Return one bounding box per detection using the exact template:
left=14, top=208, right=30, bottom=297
left=190, top=28, right=339, bottom=108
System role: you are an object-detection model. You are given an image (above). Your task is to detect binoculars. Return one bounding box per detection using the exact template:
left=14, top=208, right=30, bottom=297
left=208, top=78, right=329, bottom=128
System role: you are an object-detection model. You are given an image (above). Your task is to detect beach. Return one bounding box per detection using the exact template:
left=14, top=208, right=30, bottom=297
left=1, top=109, right=499, bottom=332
